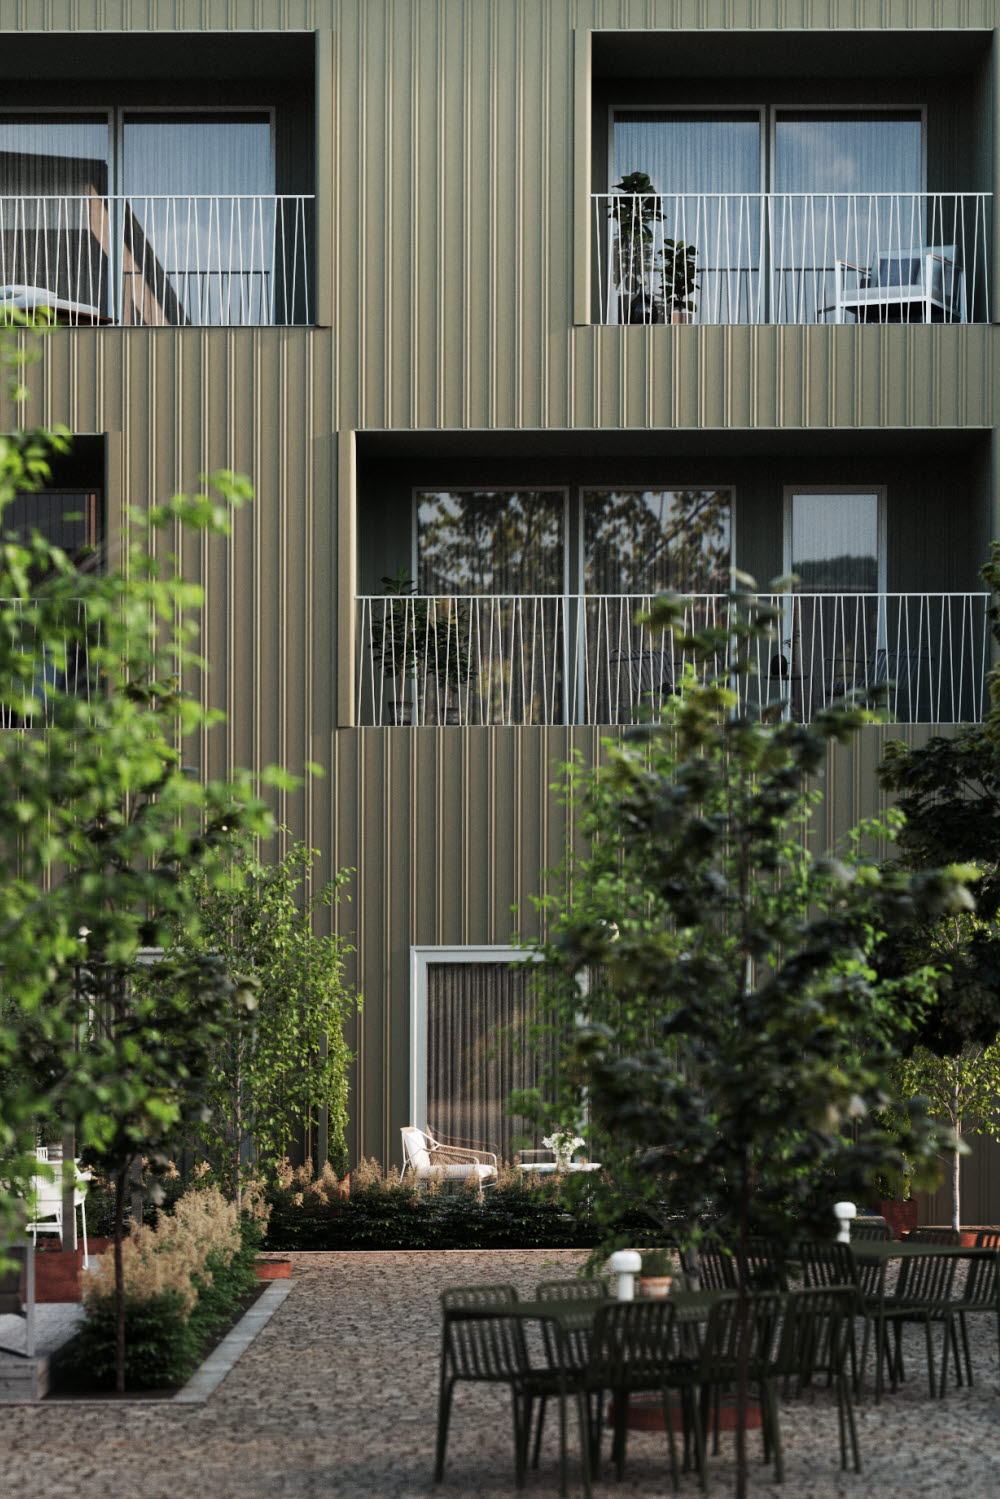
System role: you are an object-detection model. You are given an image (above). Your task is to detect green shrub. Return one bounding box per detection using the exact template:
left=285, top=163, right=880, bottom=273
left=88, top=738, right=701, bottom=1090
left=55, top=1291, right=199, bottom=1390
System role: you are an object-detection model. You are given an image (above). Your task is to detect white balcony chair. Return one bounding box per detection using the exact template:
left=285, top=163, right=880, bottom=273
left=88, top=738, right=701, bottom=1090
left=832, top=245, right=965, bottom=324
left=0, top=283, right=110, bottom=326
left=26, top=1152, right=91, bottom=1268
left=400, top=1126, right=498, bottom=1188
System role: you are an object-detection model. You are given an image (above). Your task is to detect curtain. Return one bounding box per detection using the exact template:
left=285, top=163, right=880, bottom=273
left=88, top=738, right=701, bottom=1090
left=121, top=113, right=274, bottom=325
left=426, top=961, right=557, bottom=1159
left=0, top=115, right=110, bottom=306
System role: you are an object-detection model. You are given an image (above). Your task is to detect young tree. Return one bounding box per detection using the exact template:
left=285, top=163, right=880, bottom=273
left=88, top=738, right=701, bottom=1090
left=0, top=323, right=286, bottom=1387
left=877, top=545, right=1000, bottom=1227
left=152, top=841, right=361, bottom=1183
left=523, top=587, right=971, bottom=1499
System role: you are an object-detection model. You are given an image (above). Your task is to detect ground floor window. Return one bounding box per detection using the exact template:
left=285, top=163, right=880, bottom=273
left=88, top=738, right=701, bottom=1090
left=410, top=946, right=554, bottom=1160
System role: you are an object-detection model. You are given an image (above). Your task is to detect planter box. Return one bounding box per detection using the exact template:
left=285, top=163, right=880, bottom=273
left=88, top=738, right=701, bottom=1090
left=614, top=1392, right=762, bottom=1433
left=879, top=1200, right=918, bottom=1240
left=34, top=1238, right=116, bottom=1302
left=255, top=1257, right=293, bottom=1281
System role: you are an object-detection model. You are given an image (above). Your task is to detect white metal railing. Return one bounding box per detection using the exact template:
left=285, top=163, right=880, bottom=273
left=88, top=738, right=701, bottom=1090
left=0, top=599, right=97, bottom=728
left=593, top=192, right=991, bottom=325
left=357, top=592, right=991, bottom=727
left=0, top=195, right=313, bottom=326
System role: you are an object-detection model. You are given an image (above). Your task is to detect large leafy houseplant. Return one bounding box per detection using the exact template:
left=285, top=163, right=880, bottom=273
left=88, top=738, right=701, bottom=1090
left=609, top=171, right=698, bottom=324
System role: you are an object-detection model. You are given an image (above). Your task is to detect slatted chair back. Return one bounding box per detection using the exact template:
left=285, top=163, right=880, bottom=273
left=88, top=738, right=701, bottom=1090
left=589, top=1297, right=680, bottom=1392
left=854, top=1253, right=888, bottom=1301
left=975, top=1230, right=1000, bottom=1250
left=771, top=1285, right=853, bottom=1382
left=440, top=1284, right=529, bottom=1382
left=960, top=1248, right=1000, bottom=1310
left=852, top=1222, right=892, bottom=1241
left=697, top=1290, right=782, bottom=1385
left=893, top=1250, right=957, bottom=1308
left=904, top=1227, right=961, bottom=1245
left=698, top=1246, right=737, bottom=1290
left=799, top=1240, right=858, bottom=1290
left=745, top=1238, right=789, bottom=1291
left=535, top=1276, right=609, bottom=1373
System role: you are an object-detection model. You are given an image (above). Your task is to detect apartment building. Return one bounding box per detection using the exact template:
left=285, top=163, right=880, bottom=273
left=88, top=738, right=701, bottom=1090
left=0, top=1, right=996, bottom=1218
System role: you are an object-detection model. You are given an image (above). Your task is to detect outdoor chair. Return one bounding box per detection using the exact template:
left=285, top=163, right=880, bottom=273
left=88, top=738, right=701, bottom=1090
left=401, top=1125, right=498, bottom=1189
left=530, top=1278, right=610, bottom=1473
left=770, top=1286, right=861, bottom=1477
left=871, top=1250, right=959, bottom=1401
left=903, top=1226, right=961, bottom=1245
left=435, top=1285, right=532, bottom=1487
left=852, top=1222, right=892, bottom=1241
left=832, top=245, right=965, bottom=324
left=697, top=1246, right=736, bottom=1291
left=944, top=1248, right=1000, bottom=1389
left=25, top=1152, right=90, bottom=1267
left=798, top=1240, right=883, bottom=1395
left=690, top=1292, right=784, bottom=1487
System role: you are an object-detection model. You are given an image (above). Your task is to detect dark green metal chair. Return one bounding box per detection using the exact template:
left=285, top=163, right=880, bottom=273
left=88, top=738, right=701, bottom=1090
left=435, top=1285, right=532, bottom=1487
left=771, top=1286, right=861, bottom=1476
left=873, top=1251, right=959, bottom=1400
left=903, top=1226, right=961, bottom=1245
left=944, top=1247, right=1000, bottom=1388
left=852, top=1221, right=891, bottom=1241
left=530, top=1278, right=610, bottom=1474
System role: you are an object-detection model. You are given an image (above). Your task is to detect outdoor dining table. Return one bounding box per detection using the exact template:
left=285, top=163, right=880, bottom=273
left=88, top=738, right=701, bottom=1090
left=850, top=1239, right=980, bottom=1262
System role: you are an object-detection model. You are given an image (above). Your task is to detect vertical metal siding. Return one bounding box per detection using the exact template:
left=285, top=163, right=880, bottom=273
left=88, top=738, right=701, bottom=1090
left=1, top=1, right=998, bottom=1208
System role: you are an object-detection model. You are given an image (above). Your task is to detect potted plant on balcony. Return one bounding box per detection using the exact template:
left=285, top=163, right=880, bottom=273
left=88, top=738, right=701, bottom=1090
left=609, top=171, right=699, bottom=324
left=371, top=569, right=425, bottom=724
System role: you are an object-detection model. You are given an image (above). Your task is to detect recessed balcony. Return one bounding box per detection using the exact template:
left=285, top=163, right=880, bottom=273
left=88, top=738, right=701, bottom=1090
left=593, top=191, right=991, bottom=326
left=356, top=591, right=989, bottom=728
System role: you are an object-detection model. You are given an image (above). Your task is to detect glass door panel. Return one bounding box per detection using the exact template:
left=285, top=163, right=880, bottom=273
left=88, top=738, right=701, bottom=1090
left=121, top=113, right=274, bottom=325
left=0, top=114, right=111, bottom=314
left=785, top=489, right=885, bottom=716
left=612, top=112, right=761, bottom=323
left=413, top=489, right=567, bottom=724
left=582, top=487, right=732, bottom=722
left=772, top=112, right=923, bottom=322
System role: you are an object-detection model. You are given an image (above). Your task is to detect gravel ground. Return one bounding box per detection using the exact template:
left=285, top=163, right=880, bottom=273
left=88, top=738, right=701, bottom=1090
left=0, top=1248, right=998, bottom=1498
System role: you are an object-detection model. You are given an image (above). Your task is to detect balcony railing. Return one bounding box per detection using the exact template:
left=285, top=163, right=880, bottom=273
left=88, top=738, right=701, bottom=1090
left=357, top=592, right=990, bottom=727
left=0, top=195, right=313, bottom=326
left=0, top=599, right=97, bottom=728
left=593, top=192, right=991, bottom=325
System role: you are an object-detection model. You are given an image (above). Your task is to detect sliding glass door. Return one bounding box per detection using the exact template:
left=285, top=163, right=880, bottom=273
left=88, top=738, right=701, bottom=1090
left=611, top=108, right=924, bottom=322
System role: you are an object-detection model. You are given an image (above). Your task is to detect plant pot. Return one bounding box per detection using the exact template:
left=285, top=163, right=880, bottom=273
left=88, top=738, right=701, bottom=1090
left=614, top=1391, right=762, bottom=1433
left=388, top=700, right=412, bottom=726
left=255, top=1257, right=293, bottom=1281
left=879, top=1199, right=919, bottom=1240
left=669, top=307, right=693, bottom=324
left=34, top=1237, right=116, bottom=1301
left=638, top=1275, right=673, bottom=1298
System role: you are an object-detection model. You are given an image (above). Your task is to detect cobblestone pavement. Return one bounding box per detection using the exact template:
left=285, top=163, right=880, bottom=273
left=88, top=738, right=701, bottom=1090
left=1, top=1249, right=999, bottom=1498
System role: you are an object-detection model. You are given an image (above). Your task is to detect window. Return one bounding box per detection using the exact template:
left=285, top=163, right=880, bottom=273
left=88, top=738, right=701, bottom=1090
left=410, top=947, right=553, bottom=1159
left=0, top=110, right=300, bottom=325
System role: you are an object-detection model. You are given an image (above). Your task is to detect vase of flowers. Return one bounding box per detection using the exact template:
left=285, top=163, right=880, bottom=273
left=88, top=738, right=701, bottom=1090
left=542, top=1130, right=586, bottom=1170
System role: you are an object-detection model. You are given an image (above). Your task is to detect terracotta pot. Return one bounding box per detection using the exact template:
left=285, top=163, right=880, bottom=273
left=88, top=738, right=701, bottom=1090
left=255, top=1257, right=293, bottom=1281
left=669, top=308, right=693, bottom=324
left=614, top=1392, right=762, bottom=1433
left=880, top=1199, right=919, bottom=1240
left=34, top=1247, right=84, bottom=1303
left=638, top=1275, right=673, bottom=1299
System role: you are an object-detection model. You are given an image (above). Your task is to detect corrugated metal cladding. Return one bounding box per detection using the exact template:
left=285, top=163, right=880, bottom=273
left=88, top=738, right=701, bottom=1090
left=1, top=0, right=999, bottom=1212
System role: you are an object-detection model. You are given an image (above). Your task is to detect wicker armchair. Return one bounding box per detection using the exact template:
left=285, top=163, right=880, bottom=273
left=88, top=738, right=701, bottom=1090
left=400, top=1125, right=498, bottom=1188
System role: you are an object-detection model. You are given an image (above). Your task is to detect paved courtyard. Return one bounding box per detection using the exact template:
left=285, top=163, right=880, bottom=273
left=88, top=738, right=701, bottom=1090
left=1, top=1249, right=999, bottom=1497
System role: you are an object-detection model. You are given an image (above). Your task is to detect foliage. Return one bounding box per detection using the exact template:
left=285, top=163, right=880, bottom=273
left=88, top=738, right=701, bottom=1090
left=262, top=1157, right=659, bottom=1253
left=517, top=582, right=974, bottom=1496
left=0, top=320, right=287, bottom=1388
left=149, top=842, right=361, bottom=1184
left=372, top=567, right=475, bottom=718
left=610, top=171, right=699, bottom=320
left=58, top=1181, right=262, bottom=1391
left=877, top=545, right=1000, bottom=1225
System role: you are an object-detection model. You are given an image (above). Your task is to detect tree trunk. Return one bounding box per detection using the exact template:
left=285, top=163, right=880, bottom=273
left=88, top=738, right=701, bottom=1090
left=113, top=1165, right=127, bottom=1394
left=734, top=1189, right=751, bottom=1499
left=952, top=1119, right=962, bottom=1232
left=128, top=1153, right=144, bottom=1230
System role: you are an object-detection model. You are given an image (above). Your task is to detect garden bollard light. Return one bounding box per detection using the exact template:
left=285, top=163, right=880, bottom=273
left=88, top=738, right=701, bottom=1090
left=834, top=1201, right=857, bottom=1244
left=609, top=1249, right=643, bottom=1301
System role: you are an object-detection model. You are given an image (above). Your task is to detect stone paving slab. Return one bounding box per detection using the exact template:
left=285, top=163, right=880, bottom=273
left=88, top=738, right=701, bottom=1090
left=0, top=1249, right=997, bottom=1497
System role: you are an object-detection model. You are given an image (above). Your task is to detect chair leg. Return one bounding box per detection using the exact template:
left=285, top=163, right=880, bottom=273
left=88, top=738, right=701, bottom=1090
left=924, top=1319, right=937, bottom=1399
left=434, top=1377, right=454, bottom=1482
left=575, top=1390, right=593, bottom=1499
left=959, top=1311, right=974, bottom=1387
left=531, top=1394, right=546, bottom=1468
left=841, top=1374, right=861, bottom=1474
left=762, top=1378, right=783, bottom=1484
left=511, top=1389, right=526, bottom=1488
left=660, top=1389, right=680, bottom=1493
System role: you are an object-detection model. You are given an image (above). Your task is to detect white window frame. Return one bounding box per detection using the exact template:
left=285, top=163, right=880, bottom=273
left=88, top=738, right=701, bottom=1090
left=409, top=944, right=543, bottom=1132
